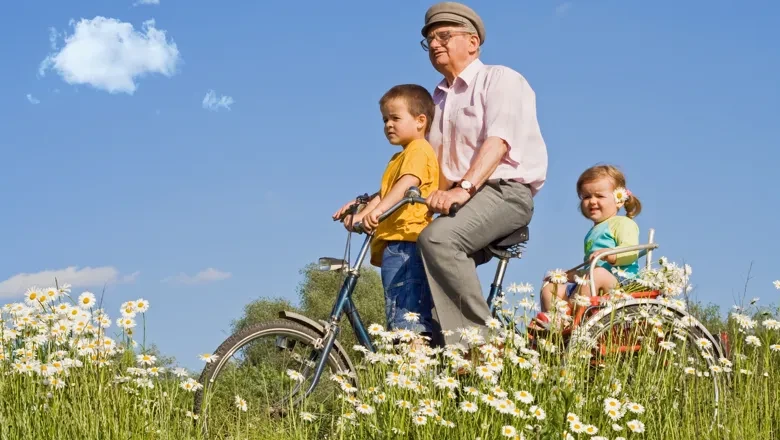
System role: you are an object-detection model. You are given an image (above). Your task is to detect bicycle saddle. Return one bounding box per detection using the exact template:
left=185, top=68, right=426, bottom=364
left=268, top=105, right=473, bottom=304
left=490, top=225, right=529, bottom=250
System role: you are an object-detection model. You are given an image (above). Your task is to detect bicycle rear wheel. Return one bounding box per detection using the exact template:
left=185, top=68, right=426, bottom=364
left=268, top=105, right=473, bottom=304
left=192, top=319, right=351, bottom=436
left=578, top=300, right=724, bottom=429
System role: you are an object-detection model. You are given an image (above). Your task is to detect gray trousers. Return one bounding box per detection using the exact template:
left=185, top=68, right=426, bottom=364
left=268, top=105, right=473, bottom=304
left=417, top=179, right=534, bottom=346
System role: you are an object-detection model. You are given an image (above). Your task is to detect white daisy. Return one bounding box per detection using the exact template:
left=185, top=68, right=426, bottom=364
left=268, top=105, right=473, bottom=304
left=355, top=403, right=374, bottom=415
left=613, top=187, right=629, bottom=204
left=136, top=354, right=156, bottom=366
left=180, top=378, right=203, bottom=392
left=625, top=402, right=645, bottom=414
left=199, top=353, right=219, bottom=363
left=78, top=291, right=96, bottom=309
left=368, top=323, right=384, bottom=335
left=285, top=368, right=305, bottom=382
left=501, top=425, right=517, bottom=437
left=234, top=395, right=247, bottom=411
left=569, top=420, right=585, bottom=433
left=745, top=335, right=761, bottom=347
left=762, top=319, right=779, bottom=330
left=43, top=287, right=60, bottom=302
left=514, top=390, right=534, bottom=404
left=627, top=420, right=645, bottom=433
left=135, top=299, right=150, bottom=313
left=403, top=312, right=420, bottom=323
left=24, top=288, right=42, bottom=306
left=529, top=405, right=546, bottom=420
left=546, top=269, right=568, bottom=285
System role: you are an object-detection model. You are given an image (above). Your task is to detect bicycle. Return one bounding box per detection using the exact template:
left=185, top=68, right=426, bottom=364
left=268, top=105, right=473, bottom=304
left=192, top=186, right=725, bottom=432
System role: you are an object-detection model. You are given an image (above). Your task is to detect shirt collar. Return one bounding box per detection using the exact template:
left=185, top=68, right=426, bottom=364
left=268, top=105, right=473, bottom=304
left=435, top=58, right=484, bottom=92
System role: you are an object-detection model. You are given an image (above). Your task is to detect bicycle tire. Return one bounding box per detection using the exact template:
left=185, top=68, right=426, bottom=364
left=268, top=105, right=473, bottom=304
left=579, top=300, right=723, bottom=426
left=192, top=319, right=349, bottom=421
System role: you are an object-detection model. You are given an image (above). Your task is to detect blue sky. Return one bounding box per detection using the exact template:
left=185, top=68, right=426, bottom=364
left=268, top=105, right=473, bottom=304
left=2, top=0, right=778, bottom=370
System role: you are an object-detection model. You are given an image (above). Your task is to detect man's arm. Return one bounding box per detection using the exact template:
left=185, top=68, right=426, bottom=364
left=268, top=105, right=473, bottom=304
left=427, top=68, right=528, bottom=214
left=459, top=136, right=508, bottom=188
left=426, top=137, right=507, bottom=214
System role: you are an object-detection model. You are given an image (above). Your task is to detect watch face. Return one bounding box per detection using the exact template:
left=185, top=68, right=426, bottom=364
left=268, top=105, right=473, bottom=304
left=461, top=180, right=473, bottom=190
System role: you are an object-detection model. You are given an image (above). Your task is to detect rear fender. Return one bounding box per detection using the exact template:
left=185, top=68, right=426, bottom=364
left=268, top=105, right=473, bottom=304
left=278, top=310, right=358, bottom=379
left=581, top=298, right=726, bottom=359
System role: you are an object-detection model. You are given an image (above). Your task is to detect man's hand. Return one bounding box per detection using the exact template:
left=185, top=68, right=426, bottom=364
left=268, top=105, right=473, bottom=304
left=362, top=208, right=385, bottom=234
left=426, top=187, right=470, bottom=215
left=332, top=199, right=358, bottom=221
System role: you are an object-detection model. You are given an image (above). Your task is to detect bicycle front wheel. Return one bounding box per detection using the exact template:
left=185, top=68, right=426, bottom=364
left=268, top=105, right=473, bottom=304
left=192, top=319, right=351, bottom=435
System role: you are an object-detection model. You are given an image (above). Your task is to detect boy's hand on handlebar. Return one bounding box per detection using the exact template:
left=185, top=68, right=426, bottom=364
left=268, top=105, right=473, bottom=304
left=343, top=212, right=365, bottom=232
left=426, top=188, right=470, bottom=215
left=362, top=208, right=384, bottom=234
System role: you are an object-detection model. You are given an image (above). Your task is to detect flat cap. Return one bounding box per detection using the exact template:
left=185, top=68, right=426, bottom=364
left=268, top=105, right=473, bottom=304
left=421, top=2, right=485, bottom=45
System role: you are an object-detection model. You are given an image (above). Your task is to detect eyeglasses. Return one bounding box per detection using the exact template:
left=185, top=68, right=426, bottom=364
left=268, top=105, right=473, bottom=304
left=420, top=30, right=473, bottom=51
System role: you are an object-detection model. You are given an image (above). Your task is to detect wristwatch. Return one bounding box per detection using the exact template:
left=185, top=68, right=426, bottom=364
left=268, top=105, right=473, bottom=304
left=458, top=179, right=477, bottom=196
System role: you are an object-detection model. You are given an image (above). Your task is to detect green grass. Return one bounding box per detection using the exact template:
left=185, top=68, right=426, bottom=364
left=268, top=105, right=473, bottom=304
left=1, top=269, right=778, bottom=440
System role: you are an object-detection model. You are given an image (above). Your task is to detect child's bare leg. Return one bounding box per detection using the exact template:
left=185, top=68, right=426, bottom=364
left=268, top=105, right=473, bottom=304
left=540, top=282, right=568, bottom=313
left=578, top=267, right=619, bottom=297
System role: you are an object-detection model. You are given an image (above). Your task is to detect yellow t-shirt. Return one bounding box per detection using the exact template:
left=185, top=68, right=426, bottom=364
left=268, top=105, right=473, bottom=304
left=370, top=138, right=439, bottom=267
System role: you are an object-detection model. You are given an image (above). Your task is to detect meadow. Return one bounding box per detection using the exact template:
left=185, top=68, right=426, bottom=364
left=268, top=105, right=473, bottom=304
left=1, top=260, right=778, bottom=440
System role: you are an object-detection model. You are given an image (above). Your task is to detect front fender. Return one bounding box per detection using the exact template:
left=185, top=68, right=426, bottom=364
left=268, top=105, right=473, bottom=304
left=278, top=310, right=358, bottom=380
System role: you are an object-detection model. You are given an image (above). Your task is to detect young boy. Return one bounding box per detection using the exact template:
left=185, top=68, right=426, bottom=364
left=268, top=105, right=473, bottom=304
left=332, top=84, right=439, bottom=337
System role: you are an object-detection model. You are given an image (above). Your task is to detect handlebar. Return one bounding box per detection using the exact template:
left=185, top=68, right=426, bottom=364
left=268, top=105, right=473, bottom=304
left=337, top=186, right=461, bottom=234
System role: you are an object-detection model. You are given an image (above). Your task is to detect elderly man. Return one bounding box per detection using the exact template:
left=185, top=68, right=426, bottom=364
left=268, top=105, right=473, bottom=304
left=417, top=2, right=548, bottom=346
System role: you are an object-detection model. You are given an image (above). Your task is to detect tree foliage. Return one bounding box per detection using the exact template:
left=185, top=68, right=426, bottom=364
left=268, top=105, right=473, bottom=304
left=686, top=300, right=727, bottom=334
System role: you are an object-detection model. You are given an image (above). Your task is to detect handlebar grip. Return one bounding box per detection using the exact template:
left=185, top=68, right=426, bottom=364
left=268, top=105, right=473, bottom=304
left=448, top=203, right=461, bottom=217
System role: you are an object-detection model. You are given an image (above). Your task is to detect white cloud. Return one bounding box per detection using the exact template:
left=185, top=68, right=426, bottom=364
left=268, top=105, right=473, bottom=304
left=202, top=90, right=234, bottom=111
left=39, top=17, right=181, bottom=94
left=121, top=271, right=141, bottom=283
left=0, top=266, right=139, bottom=298
left=26, top=94, right=40, bottom=104
left=135, top=0, right=160, bottom=5
left=48, top=27, right=59, bottom=50
left=162, top=268, right=232, bottom=285
left=556, top=2, right=573, bottom=15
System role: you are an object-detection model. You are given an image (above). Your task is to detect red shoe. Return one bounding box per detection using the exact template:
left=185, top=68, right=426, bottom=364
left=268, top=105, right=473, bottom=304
left=529, top=312, right=552, bottom=331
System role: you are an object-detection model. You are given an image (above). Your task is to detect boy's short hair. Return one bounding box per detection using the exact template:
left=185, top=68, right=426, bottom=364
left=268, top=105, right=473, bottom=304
left=379, top=84, right=436, bottom=135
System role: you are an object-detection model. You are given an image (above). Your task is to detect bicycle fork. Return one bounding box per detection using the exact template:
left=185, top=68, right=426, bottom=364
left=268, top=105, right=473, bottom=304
left=306, top=238, right=375, bottom=395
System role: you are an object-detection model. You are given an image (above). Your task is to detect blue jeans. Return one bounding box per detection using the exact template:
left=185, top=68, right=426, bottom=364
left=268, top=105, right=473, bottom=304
left=380, top=241, right=434, bottom=335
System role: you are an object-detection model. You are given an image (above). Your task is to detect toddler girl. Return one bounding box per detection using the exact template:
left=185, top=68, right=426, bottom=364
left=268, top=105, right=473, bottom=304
left=535, top=164, right=643, bottom=329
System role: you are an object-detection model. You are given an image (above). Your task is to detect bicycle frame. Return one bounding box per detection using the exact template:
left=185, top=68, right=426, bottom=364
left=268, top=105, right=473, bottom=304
left=304, top=186, right=523, bottom=394
left=304, top=188, right=429, bottom=394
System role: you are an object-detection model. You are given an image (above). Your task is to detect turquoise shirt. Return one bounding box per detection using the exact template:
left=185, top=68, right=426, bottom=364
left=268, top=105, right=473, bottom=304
left=583, top=216, right=640, bottom=277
